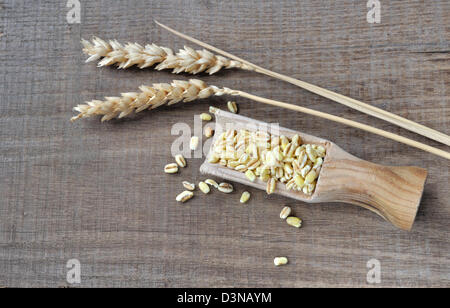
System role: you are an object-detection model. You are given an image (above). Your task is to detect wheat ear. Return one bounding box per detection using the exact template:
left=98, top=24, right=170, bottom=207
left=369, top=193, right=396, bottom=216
left=71, top=80, right=450, bottom=160
left=81, top=37, right=253, bottom=74
left=70, top=79, right=229, bottom=122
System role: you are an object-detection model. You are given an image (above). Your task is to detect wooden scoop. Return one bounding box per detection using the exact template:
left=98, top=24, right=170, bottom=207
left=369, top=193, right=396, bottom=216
left=200, top=110, right=428, bottom=231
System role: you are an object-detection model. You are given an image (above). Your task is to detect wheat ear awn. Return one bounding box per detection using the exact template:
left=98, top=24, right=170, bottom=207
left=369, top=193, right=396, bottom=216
left=81, top=37, right=253, bottom=74
left=71, top=80, right=450, bottom=160
left=154, top=20, right=450, bottom=147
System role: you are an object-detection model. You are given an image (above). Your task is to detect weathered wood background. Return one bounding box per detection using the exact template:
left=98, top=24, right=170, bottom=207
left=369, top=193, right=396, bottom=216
left=0, top=0, right=449, bottom=287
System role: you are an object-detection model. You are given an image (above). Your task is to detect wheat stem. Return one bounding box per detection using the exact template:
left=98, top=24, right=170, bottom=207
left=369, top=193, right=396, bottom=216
left=71, top=80, right=450, bottom=160
left=232, top=90, right=450, bottom=160
left=81, top=37, right=253, bottom=74
left=154, top=20, right=450, bottom=147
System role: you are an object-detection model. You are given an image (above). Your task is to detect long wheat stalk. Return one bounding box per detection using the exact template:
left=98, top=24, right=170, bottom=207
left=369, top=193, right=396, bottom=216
left=71, top=79, right=450, bottom=160
left=82, top=34, right=450, bottom=147
left=82, top=37, right=253, bottom=74
left=153, top=21, right=450, bottom=147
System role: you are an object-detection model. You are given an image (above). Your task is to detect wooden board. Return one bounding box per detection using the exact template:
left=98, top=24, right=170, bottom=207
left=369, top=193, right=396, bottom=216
left=0, top=0, right=448, bottom=287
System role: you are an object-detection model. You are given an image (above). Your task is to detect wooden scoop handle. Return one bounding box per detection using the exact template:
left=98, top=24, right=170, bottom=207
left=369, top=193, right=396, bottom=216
left=316, top=146, right=428, bottom=231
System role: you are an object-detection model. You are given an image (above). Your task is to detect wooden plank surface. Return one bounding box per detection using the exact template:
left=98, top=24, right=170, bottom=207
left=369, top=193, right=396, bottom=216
left=0, top=0, right=449, bottom=287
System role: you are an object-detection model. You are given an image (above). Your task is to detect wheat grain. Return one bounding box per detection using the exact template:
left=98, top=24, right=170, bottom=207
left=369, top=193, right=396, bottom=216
left=200, top=113, right=212, bottom=121
left=182, top=181, right=195, bottom=191
left=198, top=181, right=210, bottom=194
left=286, top=217, right=302, bottom=228
left=176, top=191, right=194, bottom=203
left=190, top=136, right=200, bottom=150
left=204, top=179, right=219, bottom=188
left=279, top=206, right=292, bottom=220
left=273, top=257, right=288, bottom=266
left=82, top=37, right=253, bottom=74
left=175, top=154, right=187, bottom=168
left=204, top=126, right=214, bottom=138
left=218, top=183, right=233, bottom=193
left=240, top=191, right=251, bottom=203
left=164, top=163, right=179, bottom=174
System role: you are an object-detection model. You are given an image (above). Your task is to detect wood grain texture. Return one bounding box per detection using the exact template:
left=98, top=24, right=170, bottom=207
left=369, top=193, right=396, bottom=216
left=0, top=0, right=449, bottom=287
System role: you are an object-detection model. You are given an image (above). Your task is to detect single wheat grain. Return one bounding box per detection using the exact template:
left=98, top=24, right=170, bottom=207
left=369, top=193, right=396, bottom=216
left=274, top=257, right=288, bottom=266
left=198, top=181, right=210, bottom=194
left=182, top=181, right=195, bottom=191
left=279, top=206, right=292, bottom=219
left=240, top=191, right=251, bottom=203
